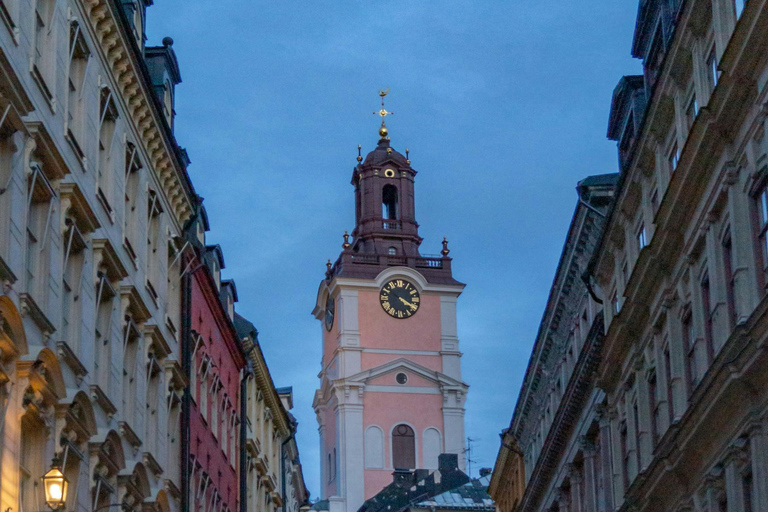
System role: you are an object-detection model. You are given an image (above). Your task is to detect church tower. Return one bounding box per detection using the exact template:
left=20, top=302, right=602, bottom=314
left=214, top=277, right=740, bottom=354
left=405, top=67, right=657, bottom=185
left=312, top=93, right=468, bottom=512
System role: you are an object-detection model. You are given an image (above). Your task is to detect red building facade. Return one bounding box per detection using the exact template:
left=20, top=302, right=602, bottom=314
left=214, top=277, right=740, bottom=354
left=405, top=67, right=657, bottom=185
left=184, top=206, right=246, bottom=512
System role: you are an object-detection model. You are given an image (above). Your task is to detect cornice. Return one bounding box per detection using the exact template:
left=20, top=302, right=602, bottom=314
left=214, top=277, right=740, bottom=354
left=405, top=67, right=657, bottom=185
left=79, top=0, right=193, bottom=225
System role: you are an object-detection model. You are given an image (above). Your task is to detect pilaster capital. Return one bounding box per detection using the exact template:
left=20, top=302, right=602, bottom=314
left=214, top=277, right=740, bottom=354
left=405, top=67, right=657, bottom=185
left=567, top=462, right=583, bottom=483
left=579, top=436, right=596, bottom=457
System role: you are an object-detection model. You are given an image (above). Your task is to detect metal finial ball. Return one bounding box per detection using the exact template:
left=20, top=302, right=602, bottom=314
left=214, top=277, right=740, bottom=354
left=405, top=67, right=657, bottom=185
left=162, top=36, right=174, bottom=47
left=379, top=126, right=388, bottom=138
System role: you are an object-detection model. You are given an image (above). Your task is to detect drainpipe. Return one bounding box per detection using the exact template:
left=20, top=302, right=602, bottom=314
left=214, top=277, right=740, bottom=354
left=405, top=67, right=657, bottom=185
left=240, top=366, right=252, bottom=512
left=281, top=430, right=295, bottom=512
left=180, top=257, right=193, bottom=512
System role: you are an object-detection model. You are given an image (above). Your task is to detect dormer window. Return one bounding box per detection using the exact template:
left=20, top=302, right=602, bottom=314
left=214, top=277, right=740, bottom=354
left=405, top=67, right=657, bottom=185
left=734, top=0, right=745, bottom=18
left=163, top=79, right=173, bottom=126
left=388, top=247, right=397, bottom=256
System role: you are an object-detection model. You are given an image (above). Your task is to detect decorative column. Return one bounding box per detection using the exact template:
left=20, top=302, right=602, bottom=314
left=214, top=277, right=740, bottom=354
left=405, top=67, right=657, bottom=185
left=580, top=437, right=597, bottom=512
left=701, top=468, right=726, bottom=512
left=747, top=420, right=768, bottom=511
left=555, top=489, right=570, bottom=512
left=723, top=440, right=747, bottom=512
left=337, top=393, right=364, bottom=512
left=568, top=463, right=584, bottom=512
left=595, top=404, right=615, bottom=511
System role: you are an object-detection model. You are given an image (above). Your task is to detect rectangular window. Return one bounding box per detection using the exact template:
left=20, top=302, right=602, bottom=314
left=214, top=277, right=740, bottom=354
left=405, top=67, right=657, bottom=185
left=32, top=0, right=54, bottom=99
left=755, top=182, right=768, bottom=287
left=637, top=223, right=647, bottom=251
left=123, top=142, right=142, bottom=261
left=612, top=291, right=621, bottom=315
left=668, top=141, right=680, bottom=173
left=67, top=22, right=89, bottom=156
left=683, top=310, right=697, bottom=392
left=723, top=233, right=737, bottom=328
left=98, top=87, right=118, bottom=216
left=743, top=472, right=754, bottom=512
left=707, top=47, right=719, bottom=91
left=686, top=94, right=698, bottom=129
left=632, top=399, right=641, bottom=473
left=651, top=187, right=660, bottom=214
left=664, top=342, right=674, bottom=423
left=701, top=273, right=714, bottom=364
left=620, top=420, right=629, bottom=490
left=649, top=371, right=659, bottom=447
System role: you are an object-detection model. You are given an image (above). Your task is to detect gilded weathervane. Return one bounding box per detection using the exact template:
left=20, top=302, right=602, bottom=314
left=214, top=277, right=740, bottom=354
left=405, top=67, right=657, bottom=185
left=374, top=88, right=393, bottom=139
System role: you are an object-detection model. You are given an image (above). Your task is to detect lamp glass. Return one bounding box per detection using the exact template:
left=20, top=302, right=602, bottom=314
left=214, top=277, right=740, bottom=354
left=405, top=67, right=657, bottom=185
left=42, top=465, right=68, bottom=510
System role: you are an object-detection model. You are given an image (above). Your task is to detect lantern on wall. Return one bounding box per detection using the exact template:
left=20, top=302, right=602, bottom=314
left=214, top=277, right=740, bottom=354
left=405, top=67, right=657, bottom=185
left=42, top=455, right=68, bottom=510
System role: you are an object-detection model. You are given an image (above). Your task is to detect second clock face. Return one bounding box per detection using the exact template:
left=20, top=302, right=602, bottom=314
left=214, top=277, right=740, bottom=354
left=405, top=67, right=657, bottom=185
left=379, top=279, right=420, bottom=319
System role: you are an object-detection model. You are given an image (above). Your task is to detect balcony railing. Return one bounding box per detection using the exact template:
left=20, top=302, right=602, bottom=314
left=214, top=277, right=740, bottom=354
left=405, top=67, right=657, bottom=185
left=416, top=257, right=443, bottom=269
left=382, top=220, right=401, bottom=230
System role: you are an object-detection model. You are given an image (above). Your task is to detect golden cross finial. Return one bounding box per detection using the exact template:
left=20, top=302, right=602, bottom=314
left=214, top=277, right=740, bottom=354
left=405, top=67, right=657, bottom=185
left=373, top=88, right=393, bottom=139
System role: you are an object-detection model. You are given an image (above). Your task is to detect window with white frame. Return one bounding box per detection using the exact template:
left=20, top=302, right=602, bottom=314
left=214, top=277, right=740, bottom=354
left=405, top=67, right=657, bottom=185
left=685, top=92, right=698, bottom=130
left=612, top=290, right=621, bottom=315
left=754, top=179, right=768, bottom=287
left=146, top=189, right=163, bottom=298
left=637, top=223, right=647, bottom=251
left=123, top=142, right=142, bottom=260
left=98, top=86, right=119, bottom=216
left=32, top=0, right=55, bottom=100
left=26, top=161, right=56, bottom=304
left=94, top=270, right=116, bottom=391
left=67, top=21, right=89, bottom=156
left=61, top=218, right=86, bottom=349
left=668, top=140, right=680, bottom=173
left=122, top=315, right=140, bottom=426
left=707, top=46, right=719, bottom=92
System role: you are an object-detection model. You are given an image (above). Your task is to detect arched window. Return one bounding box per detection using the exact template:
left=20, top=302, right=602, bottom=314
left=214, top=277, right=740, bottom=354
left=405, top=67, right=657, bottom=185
left=392, top=424, right=415, bottom=469
left=388, top=247, right=397, bottom=256
left=365, top=426, right=384, bottom=469
left=382, top=185, right=398, bottom=220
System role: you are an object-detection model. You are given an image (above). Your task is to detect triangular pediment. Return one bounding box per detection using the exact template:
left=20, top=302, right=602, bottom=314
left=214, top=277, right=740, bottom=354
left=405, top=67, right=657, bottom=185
left=346, top=358, right=467, bottom=389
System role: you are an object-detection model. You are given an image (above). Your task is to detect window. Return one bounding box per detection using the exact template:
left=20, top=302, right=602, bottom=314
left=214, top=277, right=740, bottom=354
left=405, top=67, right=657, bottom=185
left=32, top=0, right=54, bottom=99
left=686, top=93, right=698, bottom=129
left=707, top=46, right=719, bottom=91
left=668, top=140, right=680, bottom=173
left=632, top=399, right=641, bottom=473
left=382, top=184, right=398, bottom=220
left=122, top=315, right=140, bottom=426
left=651, top=187, right=660, bottom=215
left=683, top=309, right=697, bottom=392
left=755, top=181, right=768, bottom=285
left=649, top=371, right=659, bottom=447
left=423, top=428, right=442, bottom=470
left=67, top=22, right=89, bottom=156
left=61, top=219, right=86, bottom=350
left=26, top=162, right=56, bottom=304
left=123, top=142, right=142, bottom=260
left=612, top=291, right=621, bottom=315
left=637, top=223, right=647, bottom=251
left=94, top=271, right=116, bottom=391
left=392, top=424, right=415, bottom=469
left=388, top=247, right=397, bottom=256
left=19, top=412, right=46, bottom=512
left=619, top=114, right=635, bottom=165
left=146, top=189, right=163, bottom=298
left=663, top=341, right=674, bottom=423
left=701, top=273, right=714, bottom=364
left=645, top=25, right=664, bottom=89
left=620, top=420, right=629, bottom=490
left=723, top=233, right=737, bottom=328
left=743, top=471, right=754, bottom=512
left=98, top=86, right=119, bottom=216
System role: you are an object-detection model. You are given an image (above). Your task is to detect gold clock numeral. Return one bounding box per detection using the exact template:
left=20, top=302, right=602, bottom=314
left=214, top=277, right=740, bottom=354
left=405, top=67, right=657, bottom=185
left=396, top=280, right=404, bottom=288
left=397, top=311, right=404, bottom=318
left=388, top=307, right=396, bottom=316
left=405, top=310, right=412, bottom=317
left=410, top=289, right=417, bottom=296
left=412, top=296, right=419, bottom=303
left=382, top=301, right=391, bottom=309
left=389, top=281, right=397, bottom=290
left=380, top=295, right=389, bottom=301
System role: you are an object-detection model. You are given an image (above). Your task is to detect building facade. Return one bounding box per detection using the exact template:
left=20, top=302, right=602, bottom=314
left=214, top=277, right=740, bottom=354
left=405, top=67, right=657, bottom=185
left=0, top=1, right=194, bottom=512
left=492, top=1, right=768, bottom=511
left=236, top=314, right=310, bottom=512
left=489, top=175, right=616, bottom=512
left=312, top=119, right=468, bottom=512
left=182, top=205, right=246, bottom=512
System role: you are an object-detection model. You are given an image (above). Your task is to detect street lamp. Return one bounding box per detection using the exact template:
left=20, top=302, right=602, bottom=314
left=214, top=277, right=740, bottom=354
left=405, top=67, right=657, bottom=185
left=42, top=455, right=68, bottom=510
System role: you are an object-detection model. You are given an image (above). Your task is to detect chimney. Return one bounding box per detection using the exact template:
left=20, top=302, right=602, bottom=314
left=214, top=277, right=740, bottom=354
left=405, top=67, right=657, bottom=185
left=438, top=453, right=459, bottom=472
left=479, top=468, right=492, bottom=478
left=392, top=469, right=413, bottom=486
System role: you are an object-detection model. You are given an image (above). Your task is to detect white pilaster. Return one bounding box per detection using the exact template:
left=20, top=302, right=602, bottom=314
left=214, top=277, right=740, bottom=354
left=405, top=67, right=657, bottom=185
left=440, top=295, right=461, bottom=381
left=338, top=288, right=361, bottom=378
left=338, top=401, right=365, bottom=512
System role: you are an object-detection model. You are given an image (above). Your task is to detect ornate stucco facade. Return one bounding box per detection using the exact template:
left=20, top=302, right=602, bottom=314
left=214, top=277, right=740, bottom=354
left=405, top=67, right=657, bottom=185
left=492, top=1, right=768, bottom=511
left=0, top=1, right=193, bottom=511
left=312, top=125, right=467, bottom=512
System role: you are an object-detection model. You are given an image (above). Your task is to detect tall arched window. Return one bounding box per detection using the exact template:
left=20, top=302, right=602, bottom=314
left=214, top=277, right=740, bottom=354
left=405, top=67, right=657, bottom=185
left=392, top=424, right=415, bottom=469
left=365, top=426, right=384, bottom=469
left=382, top=185, right=398, bottom=220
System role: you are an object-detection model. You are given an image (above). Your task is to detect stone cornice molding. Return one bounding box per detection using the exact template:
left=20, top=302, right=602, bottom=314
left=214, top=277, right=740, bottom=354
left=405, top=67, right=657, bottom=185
left=78, top=0, right=193, bottom=225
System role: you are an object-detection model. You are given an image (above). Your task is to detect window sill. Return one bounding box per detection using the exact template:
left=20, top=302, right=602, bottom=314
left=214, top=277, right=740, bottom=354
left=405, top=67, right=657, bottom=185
left=96, top=187, right=115, bottom=224
left=65, top=129, right=86, bottom=171
left=0, top=1, right=19, bottom=45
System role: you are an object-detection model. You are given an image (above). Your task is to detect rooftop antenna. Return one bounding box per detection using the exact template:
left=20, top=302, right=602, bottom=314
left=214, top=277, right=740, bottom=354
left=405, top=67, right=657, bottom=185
left=464, top=437, right=478, bottom=478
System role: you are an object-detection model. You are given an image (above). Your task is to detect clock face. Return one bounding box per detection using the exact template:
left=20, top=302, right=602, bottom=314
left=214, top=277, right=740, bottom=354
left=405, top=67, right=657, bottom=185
left=379, top=279, right=420, bottom=319
left=325, top=296, right=335, bottom=331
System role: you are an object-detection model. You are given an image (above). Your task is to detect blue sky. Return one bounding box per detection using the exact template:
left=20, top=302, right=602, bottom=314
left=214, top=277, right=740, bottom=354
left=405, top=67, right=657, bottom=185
left=147, top=0, right=641, bottom=497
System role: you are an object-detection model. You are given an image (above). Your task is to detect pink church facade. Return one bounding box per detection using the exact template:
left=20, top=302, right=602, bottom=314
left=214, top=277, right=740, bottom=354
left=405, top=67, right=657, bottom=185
left=313, top=125, right=468, bottom=512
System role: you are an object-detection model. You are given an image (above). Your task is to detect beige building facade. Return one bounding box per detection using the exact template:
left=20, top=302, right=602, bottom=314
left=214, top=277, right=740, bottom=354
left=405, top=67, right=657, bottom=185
left=492, top=1, right=768, bottom=511
left=0, top=0, right=193, bottom=511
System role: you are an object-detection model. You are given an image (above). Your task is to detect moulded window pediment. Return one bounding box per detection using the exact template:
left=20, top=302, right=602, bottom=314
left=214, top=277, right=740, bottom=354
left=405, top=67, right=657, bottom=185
left=119, top=285, right=151, bottom=324
left=144, top=324, right=171, bottom=359
left=92, top=238, right=128, bottom=282
left=27, top=122, right=68, bottom=180
left=60, top=182, right=100, bottom=234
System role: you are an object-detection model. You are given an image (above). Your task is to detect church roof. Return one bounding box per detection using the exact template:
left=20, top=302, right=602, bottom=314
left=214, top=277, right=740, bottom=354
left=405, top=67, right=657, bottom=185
left=361, top=138, right=409, bottom=168
left=413, top=475, right=495, bottom=511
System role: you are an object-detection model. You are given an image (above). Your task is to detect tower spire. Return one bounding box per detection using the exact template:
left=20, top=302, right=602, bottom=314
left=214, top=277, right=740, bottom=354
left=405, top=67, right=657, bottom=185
left=373, top=88, right=393, bottom=140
